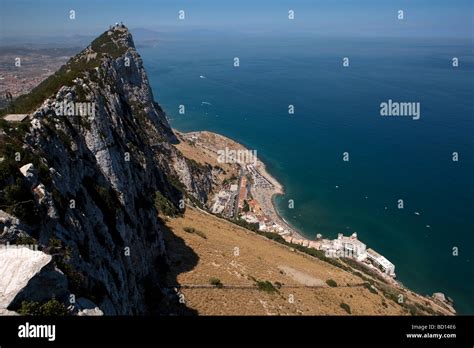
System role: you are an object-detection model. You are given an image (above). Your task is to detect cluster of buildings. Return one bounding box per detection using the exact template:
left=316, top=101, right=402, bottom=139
left=0, top=49, right=70, bottom=107
left=209, top=158, right=276, bottom=221
left=247, top=164, right=273, bottom=189
left=236, top=166, right=296, bottom=235
left=210, top=182, right=238, bottom=218
left=240, top=198, right=278, bottom=231
left=281, top=232, right=396, bottom=278
left=238, top=164, right=295, bottom=234
left=210, top=164, right=292, bottom=237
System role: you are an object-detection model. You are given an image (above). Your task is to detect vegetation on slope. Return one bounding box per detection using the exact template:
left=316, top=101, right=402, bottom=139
left=17, top=299, right=69, bottom=316
left=0, top=29, right=129, bottom=117
left=154, top=191, right=182, bottom=217
left=0, top=122, right=42, bottom=225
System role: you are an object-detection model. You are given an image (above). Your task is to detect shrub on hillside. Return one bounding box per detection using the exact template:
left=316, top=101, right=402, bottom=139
left=256, top=280, right=277, bottom=294
left=17, top=299, right=69, bottom=316
left=183, top=227, right=207, bottom=239
left=154, top=191, right=180, bottom=217
left=209, top=278, right=223, bottom=288
left=340, top=302, right=351, bottom=314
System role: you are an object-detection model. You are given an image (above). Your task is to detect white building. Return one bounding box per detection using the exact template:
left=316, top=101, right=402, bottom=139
left=366, top=248, right=396, bottom=277
left=211, top=190, right=231, bottom=214
left=333, top=233, right=367, bottom=260
left=241, top=213, right=259, bottom=224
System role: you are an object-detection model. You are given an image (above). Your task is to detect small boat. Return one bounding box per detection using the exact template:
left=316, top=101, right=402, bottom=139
left=414, top=212, right=421, bottom=216
left=199, top=75, right=206, bottom=79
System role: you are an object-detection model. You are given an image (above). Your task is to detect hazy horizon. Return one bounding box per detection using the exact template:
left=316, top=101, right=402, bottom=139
left=1, top=0, right=473, bottom=43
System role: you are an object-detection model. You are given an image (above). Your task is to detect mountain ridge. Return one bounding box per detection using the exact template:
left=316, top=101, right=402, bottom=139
left=0, top=24, right=215, bottom=315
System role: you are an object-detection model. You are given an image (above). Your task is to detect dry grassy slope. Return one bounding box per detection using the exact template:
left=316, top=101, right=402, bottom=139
left=163, top=207, right=418, bottom=315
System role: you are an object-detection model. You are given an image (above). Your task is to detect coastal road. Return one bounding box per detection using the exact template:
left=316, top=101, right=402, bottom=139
left=233, top=166, right=244, bottom=219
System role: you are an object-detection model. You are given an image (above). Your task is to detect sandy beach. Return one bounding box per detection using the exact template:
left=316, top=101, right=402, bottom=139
left=253, top=159, right=307, bottom=240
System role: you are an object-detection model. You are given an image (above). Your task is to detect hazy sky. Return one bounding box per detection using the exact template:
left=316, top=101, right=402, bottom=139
left=1, top=0, right=473, bottom=39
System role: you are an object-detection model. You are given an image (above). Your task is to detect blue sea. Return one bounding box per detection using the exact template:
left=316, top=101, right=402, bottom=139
left=139, top=33, right=474, bottom=314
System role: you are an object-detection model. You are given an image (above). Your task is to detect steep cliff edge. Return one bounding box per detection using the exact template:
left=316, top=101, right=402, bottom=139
left=0, top=25, right=214, bottom=315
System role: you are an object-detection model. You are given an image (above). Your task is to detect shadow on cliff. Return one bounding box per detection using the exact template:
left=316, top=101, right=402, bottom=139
left=155, top=217, right=200, bottom=316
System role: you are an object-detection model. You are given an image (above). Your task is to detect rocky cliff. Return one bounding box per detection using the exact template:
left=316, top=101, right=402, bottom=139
left=0, top=25, right=214, bottom=315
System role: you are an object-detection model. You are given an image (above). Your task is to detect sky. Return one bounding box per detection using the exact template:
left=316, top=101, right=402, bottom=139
left=0, top=0, right=473, bottom=40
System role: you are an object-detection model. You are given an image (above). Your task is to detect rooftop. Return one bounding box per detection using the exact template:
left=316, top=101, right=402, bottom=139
left=367, top=248, right=394, bottom=268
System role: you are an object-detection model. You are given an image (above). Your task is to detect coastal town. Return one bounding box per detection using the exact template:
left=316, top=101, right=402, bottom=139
left=0, top=47, right=76, bottom=109
left=178, top=131, right=397, bottom=280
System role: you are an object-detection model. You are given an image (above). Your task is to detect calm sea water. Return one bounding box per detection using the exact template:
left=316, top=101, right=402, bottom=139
left=139, top=34, right=474, bottom=314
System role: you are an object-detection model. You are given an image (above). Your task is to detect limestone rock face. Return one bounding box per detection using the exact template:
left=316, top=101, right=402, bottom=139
left=0, top=26, right=214, bottom=315
left=0, top=246, right=68, bottom=311
left=0, top=210, right=31, bottom=243
left=0, top=246, right=51, bottom=309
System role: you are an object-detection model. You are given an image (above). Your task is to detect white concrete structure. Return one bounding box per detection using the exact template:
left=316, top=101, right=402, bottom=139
left=3, top=114, right=29, bottom=122
left=0, top=245, right=51, bottom=311
left=19, top=163, right=34, bottom=176
left=241, top=213, right=259, bottom=224
left=366, top=248, right=396, bottom=277
left=333, top=233, right=367, bottom=260
left=211, top=190, right=232, bottom=214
